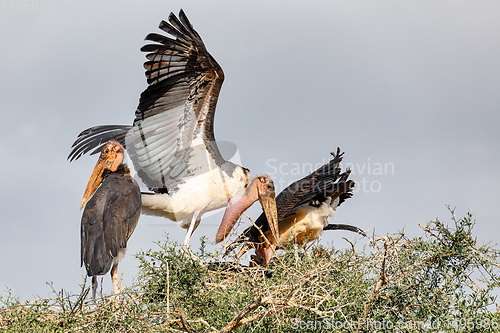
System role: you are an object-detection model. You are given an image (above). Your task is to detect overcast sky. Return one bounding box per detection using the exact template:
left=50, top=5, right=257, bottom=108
left=1, top=0, right=499, bottom=301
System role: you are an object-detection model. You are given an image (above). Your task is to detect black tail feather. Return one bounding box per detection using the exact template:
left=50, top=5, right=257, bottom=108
left=68, top=125, right=131, bottom=161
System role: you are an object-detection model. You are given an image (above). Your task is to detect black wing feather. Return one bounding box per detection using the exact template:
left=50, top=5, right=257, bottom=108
left=81, top=181, right=113, bottom=276
left=129, top=10, right=226, bottom=190
left=103, top=172, right=141, bottom=257
left=246, top=149, right=353, bottom=239
left=69, top=10, right=228, bottom=192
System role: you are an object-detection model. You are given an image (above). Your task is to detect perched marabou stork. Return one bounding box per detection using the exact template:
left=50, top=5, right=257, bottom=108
left=227, top=149, right=365, bottom=266
left=68, top=10, right=278, bottom=252
left=80, top=141, right=141, bottom=298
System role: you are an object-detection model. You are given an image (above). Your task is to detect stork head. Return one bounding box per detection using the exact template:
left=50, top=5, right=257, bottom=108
left=80, top=141, right=124, bottom=210
left=216, top=175, right=278, bottom=243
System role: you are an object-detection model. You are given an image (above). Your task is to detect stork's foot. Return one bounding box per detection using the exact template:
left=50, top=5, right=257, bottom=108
left=181, top=244, right=204, bottom=265
left=110, top=263, right=125, bottom=301
left=112, top=269, right=125, bottom=295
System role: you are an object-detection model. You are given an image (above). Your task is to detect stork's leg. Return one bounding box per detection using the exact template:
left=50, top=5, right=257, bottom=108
left=182, top=210, right=202, bottom=262
left=91, top=276, right=97, bottom=300
left=183, top=215, right=199, bottom=248
left=110, top=262, right=120, bottom=295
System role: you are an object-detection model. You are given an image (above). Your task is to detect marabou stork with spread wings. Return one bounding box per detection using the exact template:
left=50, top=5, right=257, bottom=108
left=68, top=10, right=279, bottom=253
left=226, top=149, right=365, bottom=266
left=80, top=141, right=141, bottom=298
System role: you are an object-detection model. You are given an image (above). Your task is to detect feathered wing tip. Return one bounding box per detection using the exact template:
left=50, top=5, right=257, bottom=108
left=311, top=147, right=343, bottom=180
left=331, top=167, right=355, bottom=205
left=68, top=12, right=198, bottom=163
left=320, top=167, right=364, bottom=236
left=68, top=125, right=131, bottom=162
left=69, top=10, right=221, bottom=164
left=140, top=9, right=222, bottom=87
left=274, top=147, right=347, bottom=221
left=166, top=10, right=199, bottom=42
left=178, top=9, right=199, bottom=38
left=338, top=172, right=355, bottom=206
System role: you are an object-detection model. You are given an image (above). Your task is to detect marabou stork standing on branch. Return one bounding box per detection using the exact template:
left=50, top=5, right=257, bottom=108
left=68, top=10, right=279, bottom=253
left=80, top=141, right=141, bottom=298
left=226, top=149, right=365, bottom=266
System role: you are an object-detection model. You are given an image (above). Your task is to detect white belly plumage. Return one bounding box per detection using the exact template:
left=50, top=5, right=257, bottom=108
left=264, top=197, right=339, bottom=247
left=141, top=165, right=248, bottom=228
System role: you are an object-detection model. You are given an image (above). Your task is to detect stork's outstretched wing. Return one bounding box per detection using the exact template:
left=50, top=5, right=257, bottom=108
left=127, top=10, right=228, bottom=192
left=231, top=148, right=356, bottom=246
left=69, top=10, right=231, bottom=192
left=273, top=148, right=346, bottom=222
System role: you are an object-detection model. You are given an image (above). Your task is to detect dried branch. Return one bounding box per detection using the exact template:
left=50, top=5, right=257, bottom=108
left=356, top=240, right=388, bottom=333
left=220, top=297, right=270, bottom=333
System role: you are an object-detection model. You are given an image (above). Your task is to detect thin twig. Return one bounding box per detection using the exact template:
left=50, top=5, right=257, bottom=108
left=179, top=312, right=193, bottom=333
left=244, top=212, right=281, bottom=264
left=343, top=237, right=356, bottom=254
left=166, top=261, right=170, bottom=321
left=244, top=213, right=272, bottom=248
left=220, top=297, right=269, bottom=333
left=356, top=240, right=388, bottom=333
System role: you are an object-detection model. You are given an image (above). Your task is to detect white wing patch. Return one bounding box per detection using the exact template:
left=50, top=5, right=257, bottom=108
left=126, top=103, right=203, bottom=190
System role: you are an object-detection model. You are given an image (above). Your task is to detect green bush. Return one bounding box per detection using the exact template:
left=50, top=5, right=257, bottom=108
left=1, top=208, right=499, bottom=332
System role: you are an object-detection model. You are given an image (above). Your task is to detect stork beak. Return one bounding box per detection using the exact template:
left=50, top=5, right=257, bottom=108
left=80, top=143, right=122, bottom=210
left=216, top=176, right=278, bottom=244
left=257, top=186, right=280, bottom=247
left=216, top=188, right=248, bottom=243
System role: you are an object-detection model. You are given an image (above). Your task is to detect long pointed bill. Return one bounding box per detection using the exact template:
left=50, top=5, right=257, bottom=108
left=258, top=191, right=280, bottom=247
left=324, top=223, right=367, bottom=237
left=216, top=176, right=277, bottom=244
left=80, top=161, right=106, bottom=210
left=80, top=142, right=123, bottom=210
left=216, top=188, right=254, bottom=243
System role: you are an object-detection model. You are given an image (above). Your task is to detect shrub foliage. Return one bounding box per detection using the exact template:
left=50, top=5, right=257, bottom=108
left=1, top=209, right=500, bottom=332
